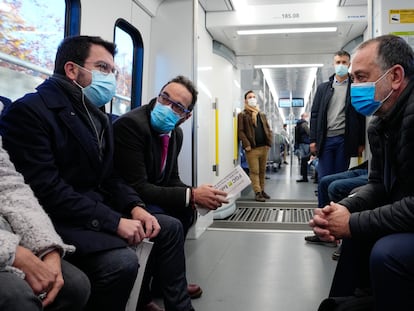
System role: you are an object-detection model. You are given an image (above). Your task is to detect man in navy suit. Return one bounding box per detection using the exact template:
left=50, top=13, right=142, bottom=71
left=0, top=36, right=193, bottom=311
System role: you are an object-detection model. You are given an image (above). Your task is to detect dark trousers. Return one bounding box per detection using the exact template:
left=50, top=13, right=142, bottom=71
left=0, top=260, right=90, bottom=311
left=330, top=233, right=414, bottom=311
left=318, top=169, right=368, bottom=207
left=139, top=214, right=193, bottom=311
left=68, top=247, right=139, bottom=311
left=300, top=154, right=310, bottom=180
left=317, top=135, right=350, bottom=205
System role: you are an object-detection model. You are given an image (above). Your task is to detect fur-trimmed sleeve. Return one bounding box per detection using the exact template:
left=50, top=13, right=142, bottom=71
left=0, top=137, right=75, bottom=258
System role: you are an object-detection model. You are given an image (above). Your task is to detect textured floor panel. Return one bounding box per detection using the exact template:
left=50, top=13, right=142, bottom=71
left=211, top=204, right=315, bottom=230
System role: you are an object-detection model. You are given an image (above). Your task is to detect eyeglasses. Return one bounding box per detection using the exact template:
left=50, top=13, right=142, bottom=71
left=84, top=61, right=119, bottom=77
left=158, top=93, right=190, bottom=116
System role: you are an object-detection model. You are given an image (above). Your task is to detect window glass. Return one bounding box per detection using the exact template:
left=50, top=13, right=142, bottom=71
left=113, top=26, right=134, bottom=115
left=0, top=0, right=65, bottom=100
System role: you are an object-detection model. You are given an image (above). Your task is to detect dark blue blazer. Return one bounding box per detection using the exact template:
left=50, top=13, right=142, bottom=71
left=309, top=74, right=366, bottom=158
left=0, top=78, right=144, bottom=255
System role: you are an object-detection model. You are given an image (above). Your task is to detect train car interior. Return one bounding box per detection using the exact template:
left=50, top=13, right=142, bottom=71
left=1, top=0, right=412, bottom=310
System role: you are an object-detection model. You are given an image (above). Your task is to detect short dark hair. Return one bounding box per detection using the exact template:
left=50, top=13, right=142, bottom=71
left=334, top=50, right=351, bottom=60
left=358, top=34, right=414, bottom=79
left=244, top=90, right=254, bottom=100
left=54, top=36, right=117, bottom=75
left=160, top=75, right=198, bottom=111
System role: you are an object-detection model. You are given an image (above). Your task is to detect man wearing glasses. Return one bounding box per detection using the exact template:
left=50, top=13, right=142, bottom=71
left=0, top=36, right=193, bottom=311
left=113, top=75, right=228, bottom=303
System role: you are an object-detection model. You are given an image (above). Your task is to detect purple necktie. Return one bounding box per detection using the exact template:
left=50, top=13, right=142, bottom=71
left=160, top=135, right=170, bottom=171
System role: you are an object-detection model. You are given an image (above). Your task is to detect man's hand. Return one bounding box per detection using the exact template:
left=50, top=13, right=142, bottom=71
left=309, top=142, right=317, bottom=155
left=358, top=145, right=365, bottom=157
left=323, top=202, right=352, bottom=238
left=13, top=247, right=62, bottom=307
left=194, top=184, right=229, bottom=210
left=117, top=218, right=148, bottom=244
left=309, top=202, right=351, bottom=241
left=130, top=206, right=161, bottom=239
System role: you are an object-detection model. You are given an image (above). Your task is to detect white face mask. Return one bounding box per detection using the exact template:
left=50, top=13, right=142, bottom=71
left=247, top=98, right=257, bottom=107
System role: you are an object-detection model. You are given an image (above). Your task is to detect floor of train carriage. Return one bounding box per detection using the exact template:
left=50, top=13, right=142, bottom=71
left=182, top=156, right=338, bottom=311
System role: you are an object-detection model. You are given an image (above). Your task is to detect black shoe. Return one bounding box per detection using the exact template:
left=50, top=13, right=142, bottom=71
left=255, top=192, right=266, bottom=202
left=296, top=179, right=308, bottom=182
left=332, top=248, right=341, bottom=261
left=261, top=191, right=270, bottom=199
left=283, top=161, right=288, bottom=164
left=304, top=235, right=338, bottom=247
left=188, top=283, right=203, bottom=299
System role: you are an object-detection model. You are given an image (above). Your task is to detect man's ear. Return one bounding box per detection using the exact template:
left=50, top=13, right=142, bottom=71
left=177, top=112, right=192, bottom=126
left=64, top=62, right=79, bottom=80
left=184, top=112, right=192, bottom=121
left=391, top=64, right=405, bottom=90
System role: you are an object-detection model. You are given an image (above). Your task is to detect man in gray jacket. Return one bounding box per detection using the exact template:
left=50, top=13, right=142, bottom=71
left=0, top=136, right=90, bottom=310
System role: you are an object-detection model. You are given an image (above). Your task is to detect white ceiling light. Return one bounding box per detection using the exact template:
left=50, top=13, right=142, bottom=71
left=255, top=64, right=324, bottom=69
left=237, top=27, right=337, bottom=35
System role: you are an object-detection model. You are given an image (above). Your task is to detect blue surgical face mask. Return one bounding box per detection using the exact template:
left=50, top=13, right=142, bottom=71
left=151, top=102, right=180, bottom=133
left=350, top=69, right=393, bottom=116
left=76, top=67, right=117, bottom=107
left=335, top=64, right=349, bottom=77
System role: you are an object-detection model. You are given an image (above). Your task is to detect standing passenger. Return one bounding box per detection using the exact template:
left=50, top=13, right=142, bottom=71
left=306, top=50, right=366, bottom=245
left=0, top=35, right=194, bottom=311
left=311, top=34, right=414, bottom=311
left=237, top=90, right=273, bottom=202
left=280, top=123, right=290, bottom=165
left=294, top=112, right=311, bottom=182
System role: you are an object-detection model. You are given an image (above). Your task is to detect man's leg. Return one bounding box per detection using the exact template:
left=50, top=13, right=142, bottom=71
left=370, top=233, right=414, bottom=311
left=318, top=173, right=342, bottom=207
left=328, top=172, right=368, bottom=203
left=316, top=144, right=334, bottom=182
left=0, top=272, right=42, bottom=311
left=317, top=137, right=343, bottom=206
left=68, top=247, right=139, bottom=311
left=245, top=148, right=261, bottom=194
left=329, top=238, right=373, bottom=297
left=296, top=144, right=309, bottom=182
left=332, top=135, right=349, bottom=174
left=258, top=146, right=269, bottom=191
left=300, top=154, right=310, bottom=181
left=149, top=214, right=193, bottom=311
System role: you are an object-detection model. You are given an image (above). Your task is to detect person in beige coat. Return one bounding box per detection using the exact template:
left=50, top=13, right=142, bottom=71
left=238, top=90, right=273, bottom=202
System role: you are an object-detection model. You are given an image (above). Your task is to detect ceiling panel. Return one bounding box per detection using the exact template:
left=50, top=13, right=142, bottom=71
left=203, top=0, right=367, bottom=121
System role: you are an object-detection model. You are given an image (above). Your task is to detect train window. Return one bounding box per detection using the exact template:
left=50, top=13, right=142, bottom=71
left=112, top=19, right=144, bottom=116
left=0, top=0, right=72, bottom=100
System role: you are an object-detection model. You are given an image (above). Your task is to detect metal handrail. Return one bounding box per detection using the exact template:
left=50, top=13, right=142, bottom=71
left=0, top=51, right=53, bottom=76
left=0, top=51, right=130, bottom=102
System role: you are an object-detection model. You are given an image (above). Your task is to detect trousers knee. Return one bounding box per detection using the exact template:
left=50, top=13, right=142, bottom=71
left=0, top=273, right=42, bottom=311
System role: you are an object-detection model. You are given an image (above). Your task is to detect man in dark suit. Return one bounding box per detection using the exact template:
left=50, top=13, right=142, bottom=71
left=113, top=75, right=228, bottom=299
left=0, top=36, right=193, bottom=311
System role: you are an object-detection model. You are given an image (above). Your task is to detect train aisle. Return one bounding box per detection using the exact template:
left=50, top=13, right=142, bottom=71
left=183, top=158, right=338, bottom=311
